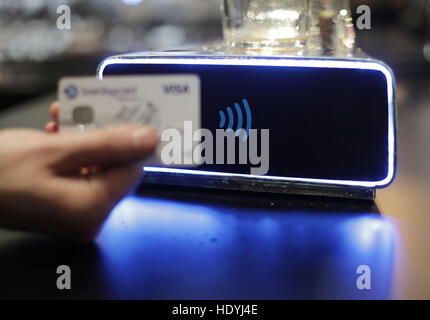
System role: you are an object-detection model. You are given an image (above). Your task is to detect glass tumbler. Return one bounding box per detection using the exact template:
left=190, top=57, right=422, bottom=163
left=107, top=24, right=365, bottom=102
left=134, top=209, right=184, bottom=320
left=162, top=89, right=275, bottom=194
left=220, top=0, right=311, bottom=49
left=311, top=0, right=355, bottom=49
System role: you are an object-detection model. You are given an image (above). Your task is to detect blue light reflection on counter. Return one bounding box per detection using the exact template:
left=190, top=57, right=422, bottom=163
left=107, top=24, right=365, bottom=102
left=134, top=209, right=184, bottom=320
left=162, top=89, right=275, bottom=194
left=96, top=194, right=396, bottom=299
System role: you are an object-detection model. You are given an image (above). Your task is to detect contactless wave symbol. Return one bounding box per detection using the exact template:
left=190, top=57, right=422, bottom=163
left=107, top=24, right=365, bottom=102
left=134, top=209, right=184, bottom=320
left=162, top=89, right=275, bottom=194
left=218, top=98, right=252, bottom=141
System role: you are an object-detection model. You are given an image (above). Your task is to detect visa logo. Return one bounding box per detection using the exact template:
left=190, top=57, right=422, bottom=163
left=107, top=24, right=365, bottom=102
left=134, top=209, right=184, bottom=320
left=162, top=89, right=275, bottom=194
left=163, top=84, right=189, bottom=94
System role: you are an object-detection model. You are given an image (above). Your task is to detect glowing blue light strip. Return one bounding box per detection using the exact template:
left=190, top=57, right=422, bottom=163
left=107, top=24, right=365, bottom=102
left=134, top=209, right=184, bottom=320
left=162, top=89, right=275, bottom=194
left=98, top=56, right=395, bottom=188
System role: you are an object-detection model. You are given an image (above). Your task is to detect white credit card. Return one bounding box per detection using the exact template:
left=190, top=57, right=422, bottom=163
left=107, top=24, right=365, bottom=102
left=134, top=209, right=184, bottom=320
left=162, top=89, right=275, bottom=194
left=58, top=75, right=201, bottom=166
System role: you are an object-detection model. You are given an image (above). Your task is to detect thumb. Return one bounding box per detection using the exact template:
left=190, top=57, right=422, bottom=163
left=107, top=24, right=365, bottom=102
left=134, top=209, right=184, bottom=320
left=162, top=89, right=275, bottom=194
left=53, top=125, right=158, bottom=172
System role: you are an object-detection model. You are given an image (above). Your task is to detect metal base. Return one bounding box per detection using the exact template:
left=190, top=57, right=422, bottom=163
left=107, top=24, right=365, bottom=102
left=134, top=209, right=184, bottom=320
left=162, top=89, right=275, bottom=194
left=141, top=171, right=376, bottom=200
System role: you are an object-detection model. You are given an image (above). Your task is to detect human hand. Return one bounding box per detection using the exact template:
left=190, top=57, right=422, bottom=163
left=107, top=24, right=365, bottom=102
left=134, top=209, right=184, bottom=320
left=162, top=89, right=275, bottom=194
left=0, top=102, right=158, bottom=241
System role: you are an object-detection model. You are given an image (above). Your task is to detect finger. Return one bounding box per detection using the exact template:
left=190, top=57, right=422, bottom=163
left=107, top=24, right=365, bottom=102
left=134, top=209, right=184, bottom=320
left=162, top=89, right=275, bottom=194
left=45, top=122, right=58, bottom=133
left=52, top=124, right=158, bottom=172
left=50, top=101, right=60, bottom=124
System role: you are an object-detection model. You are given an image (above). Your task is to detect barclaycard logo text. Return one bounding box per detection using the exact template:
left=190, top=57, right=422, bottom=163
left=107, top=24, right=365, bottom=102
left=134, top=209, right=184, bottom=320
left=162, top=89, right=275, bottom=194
left=80, top=86, right=137, bottom=98
left=64, top=83, right=138, bottom=99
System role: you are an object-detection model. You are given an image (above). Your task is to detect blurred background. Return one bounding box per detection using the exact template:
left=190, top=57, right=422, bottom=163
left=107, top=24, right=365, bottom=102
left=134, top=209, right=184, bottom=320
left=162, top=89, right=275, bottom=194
left=0, top=0, right=429, bottom=109
left=0, top=0, right=221, bottom=108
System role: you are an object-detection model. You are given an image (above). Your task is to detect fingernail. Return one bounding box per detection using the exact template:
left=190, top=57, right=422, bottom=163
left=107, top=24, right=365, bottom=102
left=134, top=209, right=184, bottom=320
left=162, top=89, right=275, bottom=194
left=131, top=127, right=158, bottom=150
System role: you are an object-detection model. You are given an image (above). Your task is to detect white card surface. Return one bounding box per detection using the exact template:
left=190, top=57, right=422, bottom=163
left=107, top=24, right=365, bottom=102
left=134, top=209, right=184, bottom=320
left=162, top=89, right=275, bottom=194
left=58, top=75, right=201, bottom=166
